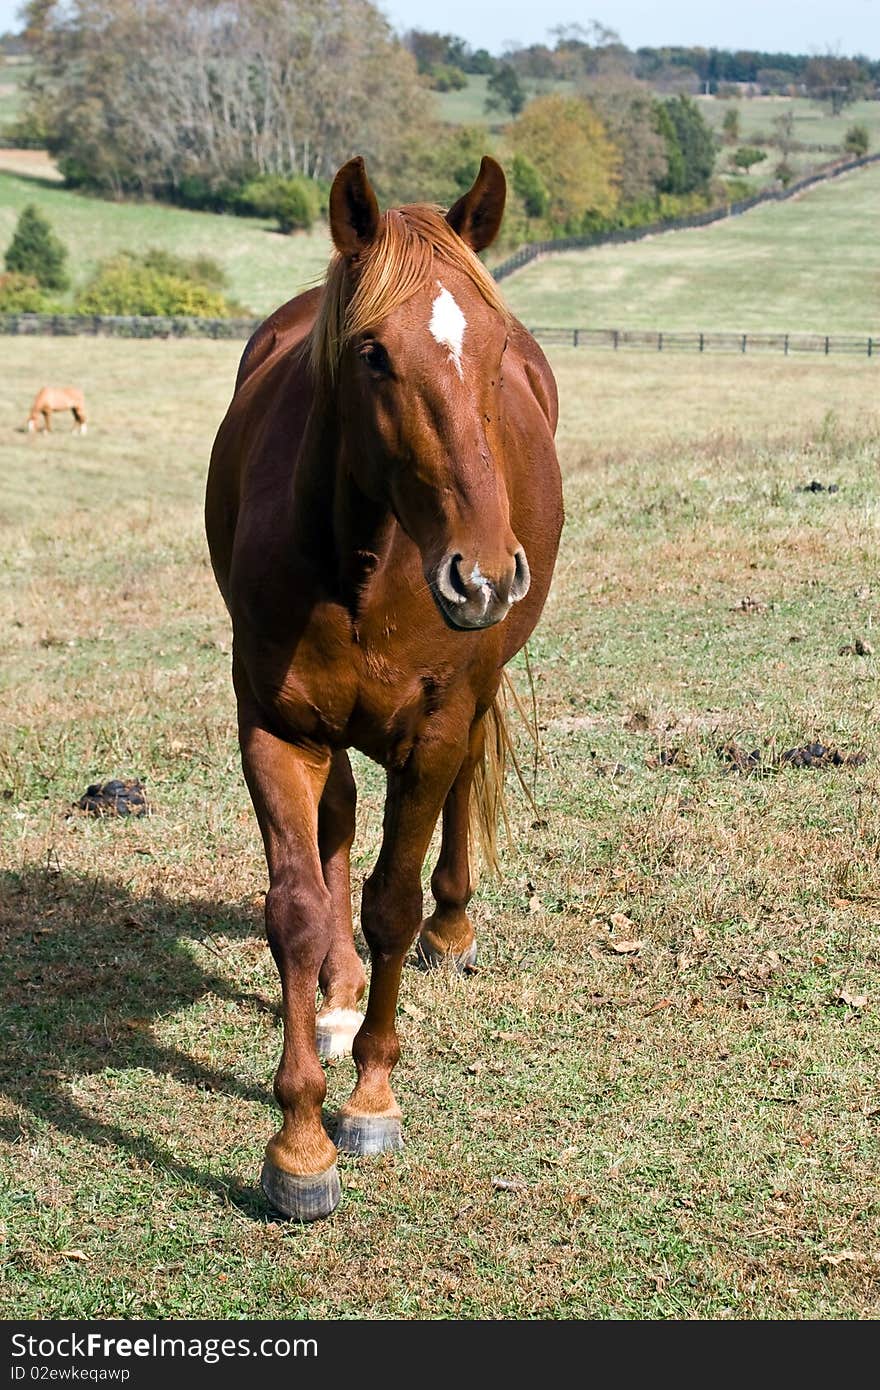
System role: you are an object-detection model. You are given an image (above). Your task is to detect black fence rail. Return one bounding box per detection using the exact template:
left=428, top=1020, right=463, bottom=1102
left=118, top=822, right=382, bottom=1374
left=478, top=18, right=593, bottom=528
left=490, top=151, right=880, bottom=283
left=530, top=328, right=877, bottom=356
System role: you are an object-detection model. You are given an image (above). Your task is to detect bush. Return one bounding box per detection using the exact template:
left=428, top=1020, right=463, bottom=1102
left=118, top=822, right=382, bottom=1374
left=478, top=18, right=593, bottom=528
left=74, top=253, right=237, bottom=317
left=427, top=64, right=467, bottom=92
left=732, top=145, right=767, bottom=171
left=843, top=123, right=869, bottom=157
left=4, top=204, right=69, bottom=290
left=140, top=249, right=228, bottom=292
left=236, top=175, right=320, bottom=233
left=0, top=272, right=52, bottom=312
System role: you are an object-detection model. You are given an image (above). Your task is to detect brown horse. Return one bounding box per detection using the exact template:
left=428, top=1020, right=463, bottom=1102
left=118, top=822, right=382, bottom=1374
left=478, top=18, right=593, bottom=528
left=206, top=155, right=563, bottom=1220
left=27, top=386, right=87, bottom=434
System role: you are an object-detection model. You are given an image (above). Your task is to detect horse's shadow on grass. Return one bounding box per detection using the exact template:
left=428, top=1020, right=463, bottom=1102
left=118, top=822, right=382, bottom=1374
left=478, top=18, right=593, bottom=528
left=0, top=864, right=283, bottom=1221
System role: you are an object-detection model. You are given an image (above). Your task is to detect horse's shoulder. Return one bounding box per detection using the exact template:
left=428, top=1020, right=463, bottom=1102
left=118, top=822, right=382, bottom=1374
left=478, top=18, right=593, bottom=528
left=235, top=286, right=322, bottom=394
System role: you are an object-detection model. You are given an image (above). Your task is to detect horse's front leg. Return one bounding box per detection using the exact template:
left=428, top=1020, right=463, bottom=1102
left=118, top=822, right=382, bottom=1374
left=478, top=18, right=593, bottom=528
left=335, top=740, right=463, bottom=1155
left=239, top=714, right=340, bottom=1220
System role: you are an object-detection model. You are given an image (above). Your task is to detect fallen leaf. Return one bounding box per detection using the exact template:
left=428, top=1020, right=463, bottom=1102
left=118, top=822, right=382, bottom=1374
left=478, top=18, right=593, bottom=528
left=834, top=989, right=868, bottom=1009
left=608, top=939, right=644, bottom=955
left=60, top=1250, right=88, bottom=1263
left=609, top=911, right=634, bottom=932
left=821, top=1251, right=866, bottom=1267
left=645, top=997, right=673, bottom=1014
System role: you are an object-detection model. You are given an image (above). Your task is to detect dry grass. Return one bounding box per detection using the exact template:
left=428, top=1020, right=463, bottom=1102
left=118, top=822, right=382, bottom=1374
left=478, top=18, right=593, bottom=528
left=1, top=340, right=880, bottom=1318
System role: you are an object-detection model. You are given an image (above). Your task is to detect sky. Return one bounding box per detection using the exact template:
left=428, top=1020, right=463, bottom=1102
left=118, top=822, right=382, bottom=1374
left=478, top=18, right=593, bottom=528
left=382, top=0, right=880, bottom=59
left=0, top=0, right=878, bottom=58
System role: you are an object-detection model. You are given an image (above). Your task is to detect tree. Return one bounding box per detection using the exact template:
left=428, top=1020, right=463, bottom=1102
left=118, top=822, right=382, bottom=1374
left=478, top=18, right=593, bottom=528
left=511, top=154, right=549, bottom=218
left=804, top=56, right=866, bottom=114
left=721, top=107, right=740, bottom=144
left=732, top=145, right=766, bottom=172
left=4, top=203, right=68, bottom=290
left=23, top=0, right=433, bottom=204
left=510, top=94, right=619, bottom=228
left=485, top=64, right=526, bottom=117
left=657, top=94, right=716, bottom=195
left=587, top=81, right=668, bottom=206
left=844, top=123, right=869, bottom=156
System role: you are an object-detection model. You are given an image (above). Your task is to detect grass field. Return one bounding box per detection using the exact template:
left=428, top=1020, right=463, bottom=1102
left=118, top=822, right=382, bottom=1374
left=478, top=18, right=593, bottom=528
left=0, top=170, right=331, bottom=316
left=502, top=161, right=880, bottom=334
left=696, top=96, right=880, bottom=152
left=1, top=332, right=879, bottom=1319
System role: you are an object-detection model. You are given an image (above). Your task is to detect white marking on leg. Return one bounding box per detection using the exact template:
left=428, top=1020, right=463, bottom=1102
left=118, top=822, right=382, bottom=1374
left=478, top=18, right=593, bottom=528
left=429, top=283, right=466, bottom=380
left=315, top=1007, right=363, bottom=1060
left=80, top=422, right=87, bottom=435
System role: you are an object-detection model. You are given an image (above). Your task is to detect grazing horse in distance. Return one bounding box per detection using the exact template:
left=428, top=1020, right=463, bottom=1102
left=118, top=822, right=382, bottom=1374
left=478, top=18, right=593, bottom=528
left=206, top=155, right=563, bottom=1220
left=27, top=386, right=87, bottom=434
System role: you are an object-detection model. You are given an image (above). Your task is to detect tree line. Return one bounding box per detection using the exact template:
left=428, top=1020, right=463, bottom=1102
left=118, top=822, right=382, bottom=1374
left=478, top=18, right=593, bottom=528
left=406, top=23, right=880, bottom=102
left=11, top=0, right=871, bottom=291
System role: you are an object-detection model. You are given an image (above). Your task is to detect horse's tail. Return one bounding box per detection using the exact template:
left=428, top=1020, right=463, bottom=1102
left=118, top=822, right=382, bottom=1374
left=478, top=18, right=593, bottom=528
left=470, top=692, right=509, bottom=882
left=470, top=658, right=541, bottom=881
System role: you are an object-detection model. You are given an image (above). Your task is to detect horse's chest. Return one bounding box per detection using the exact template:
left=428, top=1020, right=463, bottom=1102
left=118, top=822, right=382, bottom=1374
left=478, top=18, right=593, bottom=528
left=349, top=636, right=451, bottom=768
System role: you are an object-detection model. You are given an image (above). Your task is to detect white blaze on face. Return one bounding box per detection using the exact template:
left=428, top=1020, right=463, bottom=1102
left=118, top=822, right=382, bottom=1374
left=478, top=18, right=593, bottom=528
left=429, top=282, right=466, bottom=380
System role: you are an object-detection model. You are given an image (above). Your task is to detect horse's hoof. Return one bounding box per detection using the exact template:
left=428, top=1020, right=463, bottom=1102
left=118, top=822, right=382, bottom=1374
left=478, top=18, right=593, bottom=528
left=260, top=1160, right=341, bottom=1221
left=316, top=1008, right=363, bottom=1061
left=416, top=934, right=477, bottom=972
left=333, top=1113, right=403, bottom=1156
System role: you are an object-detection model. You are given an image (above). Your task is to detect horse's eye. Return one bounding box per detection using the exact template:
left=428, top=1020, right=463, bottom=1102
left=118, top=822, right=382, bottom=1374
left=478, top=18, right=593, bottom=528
left=359, top=340, right=390, bottom=376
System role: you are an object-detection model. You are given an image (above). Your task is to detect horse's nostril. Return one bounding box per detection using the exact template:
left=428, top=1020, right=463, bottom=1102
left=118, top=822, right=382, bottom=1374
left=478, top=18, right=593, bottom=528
left=448, top=554, right=469, bottom=601
left=435, top=553, right=468, bottom=606
left=510, top=548, right=531, bottom=603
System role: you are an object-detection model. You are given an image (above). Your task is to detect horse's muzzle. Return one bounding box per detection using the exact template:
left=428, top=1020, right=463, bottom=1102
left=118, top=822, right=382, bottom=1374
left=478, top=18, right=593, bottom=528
left=429, top=548, right=531, bottom=630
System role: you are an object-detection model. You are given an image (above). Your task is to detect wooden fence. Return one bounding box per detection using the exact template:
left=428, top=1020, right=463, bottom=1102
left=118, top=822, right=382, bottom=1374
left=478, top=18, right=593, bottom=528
left=529, top=329, right=877, bottom=357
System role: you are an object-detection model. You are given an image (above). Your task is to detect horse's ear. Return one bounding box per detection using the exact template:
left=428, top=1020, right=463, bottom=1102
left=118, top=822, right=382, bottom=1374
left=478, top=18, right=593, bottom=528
left=446, top=156, right=506, bottom=252
left=329, top=156, right=381, bottom=260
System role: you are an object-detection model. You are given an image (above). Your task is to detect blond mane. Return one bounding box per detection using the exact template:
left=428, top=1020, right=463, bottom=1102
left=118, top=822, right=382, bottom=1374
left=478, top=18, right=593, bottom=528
left=308, top=204, right=510, bottom=385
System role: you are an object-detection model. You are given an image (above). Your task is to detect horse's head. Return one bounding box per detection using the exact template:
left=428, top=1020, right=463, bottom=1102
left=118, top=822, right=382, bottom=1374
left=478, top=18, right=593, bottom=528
left=319, top=156, right=530, bottom=631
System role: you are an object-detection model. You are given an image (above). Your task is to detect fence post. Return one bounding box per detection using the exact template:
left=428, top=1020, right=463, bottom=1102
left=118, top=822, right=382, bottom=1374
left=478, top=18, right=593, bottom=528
left=869, top=337, right=873, bottom=358
left=699, top=332, right=704, bottom=352
left=613, top=329, right=619, bottom=350
left=573, top=328, right=579, bottom=347
left=658, top=332, right=663, bottom=351
left=824, top=336, right=830, bottom=356
left=741, top=334, right=747, bottom=354
left=784, top=334, right=789, bottom=356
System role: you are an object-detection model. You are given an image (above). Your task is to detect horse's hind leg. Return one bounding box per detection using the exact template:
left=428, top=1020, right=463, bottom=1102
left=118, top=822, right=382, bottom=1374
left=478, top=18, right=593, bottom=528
left=72, top=407, right=87, bottom=435
left=417, top=718, right=484, bottom=971
left=316, top=751, right=366, bottom=1060
left=238, top=707, right=340, bottom=1220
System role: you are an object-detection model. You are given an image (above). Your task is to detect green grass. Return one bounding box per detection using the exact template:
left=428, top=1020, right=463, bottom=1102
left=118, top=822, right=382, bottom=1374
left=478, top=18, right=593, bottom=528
left=502, top=161, right=880, bottom=333
left=433, top=73, right=568, bottom=128
left=0, top=171, right=332, bottom=315
left=697, top=96, right=880, bottom=151
left=1, top=337, right=880, bottom=1317
left=0, top=56, right=32, bottom=129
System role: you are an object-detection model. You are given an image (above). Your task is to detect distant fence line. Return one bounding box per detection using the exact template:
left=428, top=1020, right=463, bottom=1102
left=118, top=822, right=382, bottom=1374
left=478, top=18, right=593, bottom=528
left=489, top=151, right=880, bottom=282
left=0, top=314, right=874, bottom=357
left=529, top=328, right=877, bottom=357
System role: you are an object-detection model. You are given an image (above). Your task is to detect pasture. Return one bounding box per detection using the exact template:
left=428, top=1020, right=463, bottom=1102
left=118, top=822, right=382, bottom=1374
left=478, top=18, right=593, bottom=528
left=1, top=331, right=878, bottom=1318
left=0, top=169, right=332, bottom=316
left=502, top=161, right=880, bottom=334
